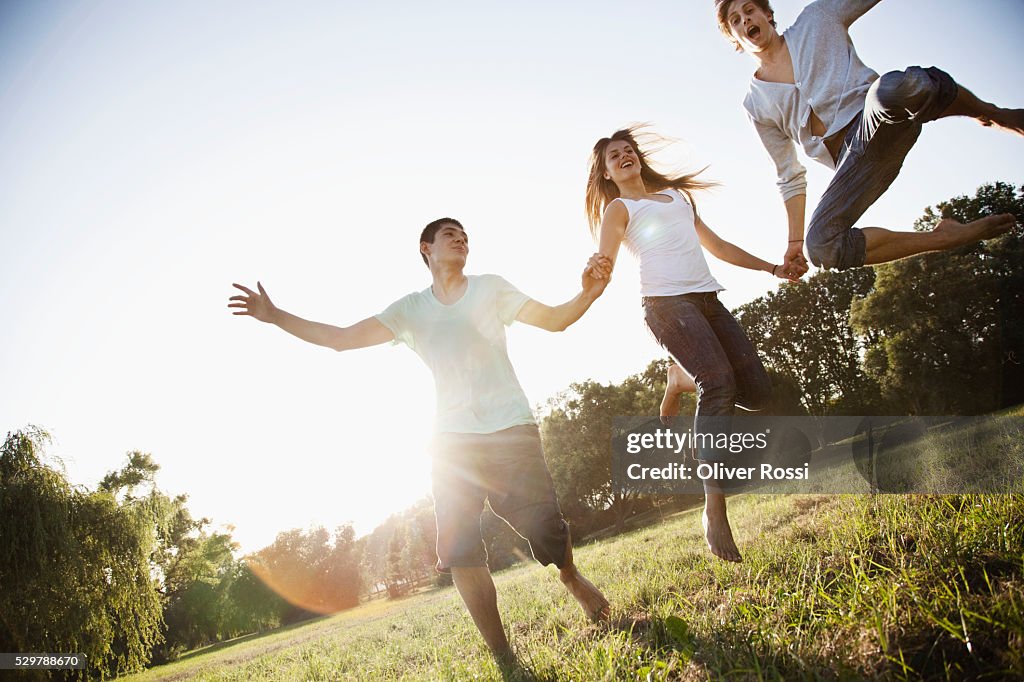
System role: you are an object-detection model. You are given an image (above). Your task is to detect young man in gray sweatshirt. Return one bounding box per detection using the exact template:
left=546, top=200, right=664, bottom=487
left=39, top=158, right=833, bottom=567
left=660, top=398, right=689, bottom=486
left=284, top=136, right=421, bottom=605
left=715, top=0, right=1021, bottom=275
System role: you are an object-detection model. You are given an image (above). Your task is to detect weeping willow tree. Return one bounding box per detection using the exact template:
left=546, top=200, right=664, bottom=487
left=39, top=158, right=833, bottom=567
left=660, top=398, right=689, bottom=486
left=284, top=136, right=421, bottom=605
left=0, top=428, right=163, bottom=679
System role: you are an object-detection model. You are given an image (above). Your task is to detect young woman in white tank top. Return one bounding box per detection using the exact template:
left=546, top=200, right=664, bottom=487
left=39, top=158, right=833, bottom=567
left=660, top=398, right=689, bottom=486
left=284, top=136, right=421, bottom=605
left=584, top=127, right=794, bottom=563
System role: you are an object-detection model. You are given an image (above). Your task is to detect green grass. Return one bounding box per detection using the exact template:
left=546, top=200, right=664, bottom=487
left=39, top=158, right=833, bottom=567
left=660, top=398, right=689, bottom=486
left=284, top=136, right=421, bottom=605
left=126, top=492, right=1024, bottom=681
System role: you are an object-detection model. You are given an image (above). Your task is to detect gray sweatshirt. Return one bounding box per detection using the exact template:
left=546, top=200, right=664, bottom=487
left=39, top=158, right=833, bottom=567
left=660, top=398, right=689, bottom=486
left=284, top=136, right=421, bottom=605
left=742, top=0, right=881, bottom=201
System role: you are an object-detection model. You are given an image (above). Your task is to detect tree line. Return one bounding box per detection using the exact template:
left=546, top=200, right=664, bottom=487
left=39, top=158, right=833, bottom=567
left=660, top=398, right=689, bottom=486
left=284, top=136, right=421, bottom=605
left=2, top=182, right=1020, bottom=677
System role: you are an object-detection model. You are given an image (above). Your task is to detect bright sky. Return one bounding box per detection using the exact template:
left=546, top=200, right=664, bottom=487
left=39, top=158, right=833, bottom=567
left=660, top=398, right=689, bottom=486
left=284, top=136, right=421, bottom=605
left=2, top=0, right=1021, bottom=554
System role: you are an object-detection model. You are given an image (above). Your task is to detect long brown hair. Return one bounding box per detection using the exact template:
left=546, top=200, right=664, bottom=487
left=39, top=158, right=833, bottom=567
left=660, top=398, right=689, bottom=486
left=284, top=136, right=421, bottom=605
left=585, top=126, right=716, bottom=236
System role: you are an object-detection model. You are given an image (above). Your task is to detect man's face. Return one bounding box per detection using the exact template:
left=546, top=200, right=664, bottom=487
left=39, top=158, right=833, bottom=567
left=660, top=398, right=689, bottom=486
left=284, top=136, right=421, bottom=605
left=422, top=223, right=469, bottom=267
left=724, top=1, right=776, bottom=53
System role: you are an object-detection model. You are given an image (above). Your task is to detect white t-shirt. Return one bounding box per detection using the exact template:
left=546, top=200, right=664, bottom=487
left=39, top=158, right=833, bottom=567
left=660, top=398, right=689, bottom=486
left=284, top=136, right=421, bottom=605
left=374, top=274, right=535, bottom=434
left=618, top=189, right=723, bottom=297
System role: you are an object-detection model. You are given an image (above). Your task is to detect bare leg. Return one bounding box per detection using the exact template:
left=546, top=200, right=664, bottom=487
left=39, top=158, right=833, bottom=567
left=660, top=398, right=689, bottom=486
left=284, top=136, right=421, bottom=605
left=702, top=481, right=742, bottom=563
left=659, top=365, right=742, bottom=563
left=862, top=214, right=1015, bottom=265
left=558, top=536, right=610, bottom=621
left=660, top=363, right=696, bottom=424
left=940, top=83, right=1024, bottom=136
left=451, top=566, right=514, bottom=666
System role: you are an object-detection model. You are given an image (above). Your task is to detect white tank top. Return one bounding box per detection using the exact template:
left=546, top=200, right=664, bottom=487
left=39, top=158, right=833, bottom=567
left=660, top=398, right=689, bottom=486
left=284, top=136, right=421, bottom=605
left=618, top=189, right=723, bottom=297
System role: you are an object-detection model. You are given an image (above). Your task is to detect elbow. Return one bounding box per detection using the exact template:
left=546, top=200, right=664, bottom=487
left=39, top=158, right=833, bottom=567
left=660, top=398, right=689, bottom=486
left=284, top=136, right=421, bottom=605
left=544, top=318, right=569, bottom=333
left=779, top=180, right=807, bottom=203
left=329, top=331, right=351, bottom=352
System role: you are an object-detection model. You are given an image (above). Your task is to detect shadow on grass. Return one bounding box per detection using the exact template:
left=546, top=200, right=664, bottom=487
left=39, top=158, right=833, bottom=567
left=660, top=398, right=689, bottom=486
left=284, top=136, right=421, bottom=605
left=634, top=613, right=871, bottom=679
left=500, top=658, right=560, bottom=682
left=170, top=585, right=450, bottom=667
left=172, top=613, right=332, bottom=663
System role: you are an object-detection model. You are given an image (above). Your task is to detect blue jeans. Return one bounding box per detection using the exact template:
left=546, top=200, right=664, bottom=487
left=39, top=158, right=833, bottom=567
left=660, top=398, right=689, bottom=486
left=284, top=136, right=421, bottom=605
left=643, top=292, right=772, bottom=461
left=807, top=66, right=959, bottom=270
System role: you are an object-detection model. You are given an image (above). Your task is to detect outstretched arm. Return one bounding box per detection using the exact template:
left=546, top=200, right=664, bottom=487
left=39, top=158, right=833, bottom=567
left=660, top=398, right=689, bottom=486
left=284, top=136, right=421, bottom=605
left=596, top=200, right=628, bottom=271
left=748, top=118, right=810, bottom=277
left=695, top=216, right=799, bottom=282
left=514, top=202, right=628, bottom=332
left=582, top=199, right=628, bottom=282
left=819, top=0, right=883, bottom=27
left=229, top=282, right=394, bottom=351
left=782, top=195, right=809, bottom=277
left=515, top=263, right=608, bottom=332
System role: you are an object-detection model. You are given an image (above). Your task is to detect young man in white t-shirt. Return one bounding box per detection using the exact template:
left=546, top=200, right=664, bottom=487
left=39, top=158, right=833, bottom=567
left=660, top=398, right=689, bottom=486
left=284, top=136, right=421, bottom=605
left=230, top=218, right=609, bottom=668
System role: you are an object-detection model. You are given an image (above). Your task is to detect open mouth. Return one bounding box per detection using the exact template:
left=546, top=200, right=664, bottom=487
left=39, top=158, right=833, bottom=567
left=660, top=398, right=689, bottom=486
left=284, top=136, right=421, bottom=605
left=747, top=25, right=761, bottom=39
left=620, top=160, right=634, bottom=169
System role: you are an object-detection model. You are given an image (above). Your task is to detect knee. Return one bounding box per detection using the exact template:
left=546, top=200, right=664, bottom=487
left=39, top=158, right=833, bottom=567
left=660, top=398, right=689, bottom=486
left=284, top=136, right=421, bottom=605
left=805, top=231, right=841, bottom=270
left=697, top=368, right=738, bottom=412
left=806, top=214, right=840, bottom=269
left=873, top=68, right=934, bottom=118
left=737, top=366, right=774, bottom=409
left=521, top=515, right=569, bottom=568
left=739, top=371, right=773, bottom=412
left=806, top=217, right=864, bottom=271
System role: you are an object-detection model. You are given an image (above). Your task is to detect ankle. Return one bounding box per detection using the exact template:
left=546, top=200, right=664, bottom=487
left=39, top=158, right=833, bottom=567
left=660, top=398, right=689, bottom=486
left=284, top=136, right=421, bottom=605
left=704, top=496, right=728, bottom=517
left=494, top=647, right=517, bottom=670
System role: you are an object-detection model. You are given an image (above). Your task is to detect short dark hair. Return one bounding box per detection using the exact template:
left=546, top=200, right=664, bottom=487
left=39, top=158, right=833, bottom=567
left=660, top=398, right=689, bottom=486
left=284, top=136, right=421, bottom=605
left=419, top=217, right=466, bottom=267
left=714, top=0, right=776, bottom=52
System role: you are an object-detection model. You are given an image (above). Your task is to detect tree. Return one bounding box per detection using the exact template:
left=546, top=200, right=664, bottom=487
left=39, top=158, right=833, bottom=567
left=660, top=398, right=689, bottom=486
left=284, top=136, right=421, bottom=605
left=100, top=451, right=237, bottom=662
left=386, top=525, right=408, bottom=598
left=0, top=429, right=163, bottom=679
left=248, top=524, right=363, bottom=617
left=541, top=361, right=670, bottom=533
left=154, top=530, right=239, bottom=660
left=850, top=181, right=1024, bottom=414
left=222, top=561, right=288, bottom=635
left=734, top=268, right=882, bottom=415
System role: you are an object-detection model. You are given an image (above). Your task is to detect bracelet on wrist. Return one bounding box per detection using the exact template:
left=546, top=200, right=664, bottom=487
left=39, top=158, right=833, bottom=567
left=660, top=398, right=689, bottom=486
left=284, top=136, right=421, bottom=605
left=772, top=264, right=779, bottom=276
left=788, top=239, right=804, bottom=243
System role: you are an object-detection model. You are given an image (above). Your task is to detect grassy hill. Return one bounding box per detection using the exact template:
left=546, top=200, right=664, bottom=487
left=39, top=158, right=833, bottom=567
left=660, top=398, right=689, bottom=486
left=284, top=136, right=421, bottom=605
left=125, top=489, right=1023, bottom=681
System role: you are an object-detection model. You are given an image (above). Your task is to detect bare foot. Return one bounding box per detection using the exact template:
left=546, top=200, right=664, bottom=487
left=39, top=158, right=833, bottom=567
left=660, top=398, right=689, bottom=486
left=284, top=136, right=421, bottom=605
left=932, top=214, right=1015, bottom=249
left=660, top=364, right=696, bottom=425
left=560, top=567, right=610, bottom=622
left=978, top=107, right=1024, bottom=136
left=494, top=649, right=522, bottom=678
left=702, top=494, right=742, bottom=563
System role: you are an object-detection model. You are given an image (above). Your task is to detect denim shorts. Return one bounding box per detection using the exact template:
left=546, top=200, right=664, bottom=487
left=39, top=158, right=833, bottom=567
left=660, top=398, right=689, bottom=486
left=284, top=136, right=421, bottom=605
left=431, top=425, right=568, bottom=572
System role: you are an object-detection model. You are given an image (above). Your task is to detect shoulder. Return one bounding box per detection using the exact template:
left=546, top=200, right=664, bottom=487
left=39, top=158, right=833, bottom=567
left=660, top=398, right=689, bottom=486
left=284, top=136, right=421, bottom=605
left=791, top=0, right=843, bottom=33
left=743, top=84, right=770, bottom=119
left=671, top=188, right=693, bottom=206
left=794, top=0, right=830, bottom=24
left=386, top=287, right=429, bottom=309
left=476, top=273, right=519, bottom=291
left=377, top=288, right=429, bottom=332
left=605, top=197, right=630, bottom=220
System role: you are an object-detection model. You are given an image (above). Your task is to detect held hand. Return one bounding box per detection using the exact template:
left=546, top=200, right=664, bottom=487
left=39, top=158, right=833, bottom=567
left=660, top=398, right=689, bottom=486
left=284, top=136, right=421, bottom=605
left=585, top=253, right=613, bottom=280
left=772, top=263, right=802, bottom=283
left=229, top=281, right=278, bottom=323
left=783, top=241, right=809, bottom=278
left=582, top=261, right=610, bottom=298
